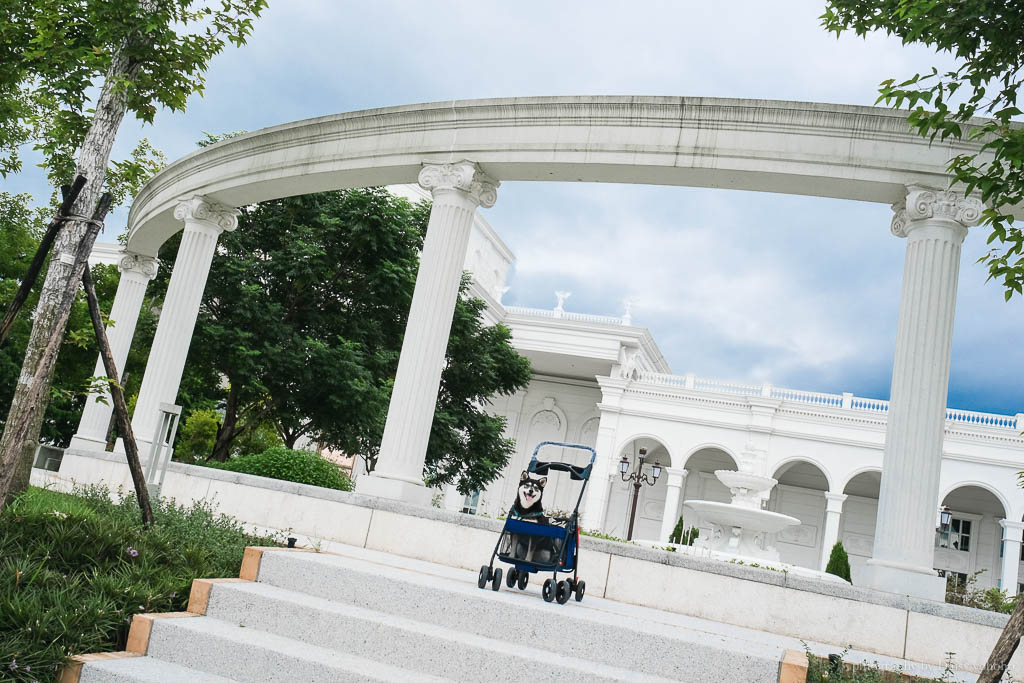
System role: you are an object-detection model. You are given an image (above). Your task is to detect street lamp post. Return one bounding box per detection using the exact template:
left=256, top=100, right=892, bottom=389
left=620, top=447, right=662, bottom=541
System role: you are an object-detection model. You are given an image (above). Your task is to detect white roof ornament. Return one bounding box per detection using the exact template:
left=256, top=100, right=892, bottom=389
left=553, top=291, right=572, bottom=317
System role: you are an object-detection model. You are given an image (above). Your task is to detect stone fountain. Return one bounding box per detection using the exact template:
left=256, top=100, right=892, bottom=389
left=683, top=469, right=799, bottom=562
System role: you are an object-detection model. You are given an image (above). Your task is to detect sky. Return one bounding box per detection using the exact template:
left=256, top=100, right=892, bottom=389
left=4, top=1, right=1022, bottom=415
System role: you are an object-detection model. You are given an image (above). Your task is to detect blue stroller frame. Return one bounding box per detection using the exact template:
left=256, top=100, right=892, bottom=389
left=477, top=441, right=595, bottom=604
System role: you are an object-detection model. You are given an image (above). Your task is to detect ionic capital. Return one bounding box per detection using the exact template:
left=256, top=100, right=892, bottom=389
left=173, top=196, right=240, bottom=233
left=418, top=161, right=499, bottom=208
left=890, top=186, right=983, bottom=237
left=824, top=491, right=848, bottom=513
left=117, top=252, right=159, bottom=281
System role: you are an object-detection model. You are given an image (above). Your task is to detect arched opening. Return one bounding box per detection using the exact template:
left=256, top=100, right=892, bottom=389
left=937, top=485, right=1009, bottom=594
left=839, top=469, right=882, bottom=584
left=603, top=437, right=673, bottom=541
left=766, top=460, right=831, bottom=570
left=676, top=447, right=740, bottom=543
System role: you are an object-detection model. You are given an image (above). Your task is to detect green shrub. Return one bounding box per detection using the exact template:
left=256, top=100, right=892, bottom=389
left=0, top=485, right=280, bottom=682
left=668, top=516, right=699, bottom=546
left=825, top=541, right=852, bottom=582
left=229, top=420, right=283, bottom=458
left=215, top=446, right=354, bottom=491
left=174, top=408, right=219, bottom=463
left=945, top=569, right=1016, bottom=614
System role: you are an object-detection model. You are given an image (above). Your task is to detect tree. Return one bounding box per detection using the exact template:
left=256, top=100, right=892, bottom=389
left=824, top=541, right=852, bottom=582
left=181, top=188, right=531, bottom=494
left=0, top=0, right=267, bottom=508
left=0, top=192, right=120, bottom=446
left=822, top=1, right=1024, bottom=302
left=821, top=4, right=1024, bottom=677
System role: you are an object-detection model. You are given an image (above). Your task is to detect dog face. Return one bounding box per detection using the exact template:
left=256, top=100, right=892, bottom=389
left=517, top=470, right=547, bottom=510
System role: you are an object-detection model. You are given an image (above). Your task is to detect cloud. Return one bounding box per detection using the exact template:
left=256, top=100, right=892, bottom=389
left=11, top=0, right=1021, bottom=414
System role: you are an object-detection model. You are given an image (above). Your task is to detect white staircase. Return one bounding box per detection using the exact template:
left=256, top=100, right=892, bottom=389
left=75, top=543, right=966, bottom=682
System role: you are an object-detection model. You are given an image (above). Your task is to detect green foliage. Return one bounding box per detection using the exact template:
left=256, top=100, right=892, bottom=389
left=0, top=0, right=268, bottom=184
left=213, top=446, right=354, bottom=492
left=580, top=528, right=633, bottom=544
left=0, top=485, right=279, bottom=681
left=668, top=516, right=699, bottom=545
left=0, top=192, right=120, bottom=446
left=174, top=408, right=219, bottom=463
left=805, top=645, right=959, bottom=682
left=825, top=540, right=852, bottom=582
left=228, top=420, right=283, bottom=459
left=945, top=569, right=1016, bottom=614
left=822, top=0, right=1024, bottom=301
left=179, top=188, right=531, bottom=492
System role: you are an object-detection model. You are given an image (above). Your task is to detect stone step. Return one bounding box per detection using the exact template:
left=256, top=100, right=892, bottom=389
left=204, top=579, right=675, bottom=682
left=249, top=548, right=785, bottom=682
left=141, top=614, right=450, bottom=682
left=78, top=655, right=238, bottom=683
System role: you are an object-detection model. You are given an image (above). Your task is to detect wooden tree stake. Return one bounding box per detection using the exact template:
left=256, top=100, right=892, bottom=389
left=0, top=175, right=88, bottom=346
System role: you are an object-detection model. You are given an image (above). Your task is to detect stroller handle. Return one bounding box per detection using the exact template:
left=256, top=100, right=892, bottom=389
left=527, top=441, right=597, bottom=481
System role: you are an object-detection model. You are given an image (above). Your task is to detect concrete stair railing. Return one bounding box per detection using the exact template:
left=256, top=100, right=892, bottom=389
left=65, top=546, right=789, bottom=683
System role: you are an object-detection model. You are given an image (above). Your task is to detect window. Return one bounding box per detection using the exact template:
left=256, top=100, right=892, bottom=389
left=937, top=569, right=969, bottom=591
left=936, top=517, right=971, bottom=552
left=461, top=490, right=480, bottom=515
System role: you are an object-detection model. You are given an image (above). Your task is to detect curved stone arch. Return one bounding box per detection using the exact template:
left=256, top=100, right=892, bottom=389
left=939, top=480, right=1014, bottom=520
left=613, top=432, right=677, bottom=468
left=574, top=414, right=601, bottom=447
left=123, top=96, right=989, bottom=256
left=524, top=400, right=569, bottom=449
left=769, top=455, right=835, bottom=492
left=837, top=466, right=883, bottom=493
left=677, top=442, right=739, bottom=471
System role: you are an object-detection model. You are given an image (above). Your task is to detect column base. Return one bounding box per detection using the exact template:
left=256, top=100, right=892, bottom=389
left=861, top=558, right=946, bottom=601
left=68, top=434, right=110, bottom=452
left=355, top=471, right=433, bottom=506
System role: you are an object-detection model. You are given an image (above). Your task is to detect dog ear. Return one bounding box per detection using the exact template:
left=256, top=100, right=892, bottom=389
left=538, top=476, right=547, bottom=488
left=520, top=470, right=530, bottom=482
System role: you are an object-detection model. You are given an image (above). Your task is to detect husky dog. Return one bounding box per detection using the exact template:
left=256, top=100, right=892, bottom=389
left=507, top=471, right=556, bottom=563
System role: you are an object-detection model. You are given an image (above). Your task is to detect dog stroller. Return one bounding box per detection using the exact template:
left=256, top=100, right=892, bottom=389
left=477, top=441, right=595, bottom=604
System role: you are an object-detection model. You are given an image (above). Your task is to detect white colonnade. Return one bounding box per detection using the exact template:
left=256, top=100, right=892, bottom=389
left=862, top=186, right=983, bottom=600
left=819, top=492, right=847, bottom=571
left=659, top=468, right=688, bottom=542
left=69, top=253, right=159, bottom=450
left=124, top=197, right=239, bottom=453
left=1000, top=520, right=1024, bottom=592
left=354, top=161, right=498, bottom=504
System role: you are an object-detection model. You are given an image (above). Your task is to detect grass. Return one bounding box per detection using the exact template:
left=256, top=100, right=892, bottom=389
left=0, top=485, right=281, bottom=682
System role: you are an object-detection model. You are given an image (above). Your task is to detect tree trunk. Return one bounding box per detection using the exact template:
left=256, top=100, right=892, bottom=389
left=0, top=196, right=113, bottom=505
left=82, top=265, right=154, bottom=526
left=210, top=384, right=240, bottom=462
left=0, top=176, right=87, bottom=346
left=979, top=597, right=1024, bottom=682
left=0, top=12, right=149, bottom=508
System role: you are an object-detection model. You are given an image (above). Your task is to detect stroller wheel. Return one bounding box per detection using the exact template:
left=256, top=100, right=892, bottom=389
left=477, top=565, right=490, bottom=589
left=555, top=580, right=571, bottom=604
left=517, top=571, right=529, bottom=590
left=506, top=568, right=517, bottom=588
left=542, top=578, right=555, bottom=602
left=565, top=578, right=575, bottom=592
left=574, top=580, right=586, bottom=602
left=491, top=567, right=503, bottom=591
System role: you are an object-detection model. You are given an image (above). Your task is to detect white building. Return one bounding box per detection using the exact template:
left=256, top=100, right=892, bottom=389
left=448, top=195, right=1024, bottom=597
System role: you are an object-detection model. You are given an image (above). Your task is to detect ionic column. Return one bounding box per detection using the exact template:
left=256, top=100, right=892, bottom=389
left=863, top=186, right=982, bottom=600
left=659, top=468, right=688, bottom=543
left=999, top=520, right=1024, bottom=594
left=126, top=197, right=238, bottom=452
left=69, top=253, right=159, bottom=451
left=356, top=161, right=498, bottom=505
left=819, top=492, right=848, bottom=571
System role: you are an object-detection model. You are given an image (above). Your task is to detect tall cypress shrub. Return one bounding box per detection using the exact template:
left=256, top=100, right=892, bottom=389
left=825, top=541, right=852, bottom=582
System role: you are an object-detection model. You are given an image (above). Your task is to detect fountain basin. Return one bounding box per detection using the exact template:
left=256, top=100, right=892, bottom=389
left=684, top=499, right=800, bottom=562
left=683, top=500, right=799, bottom=534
